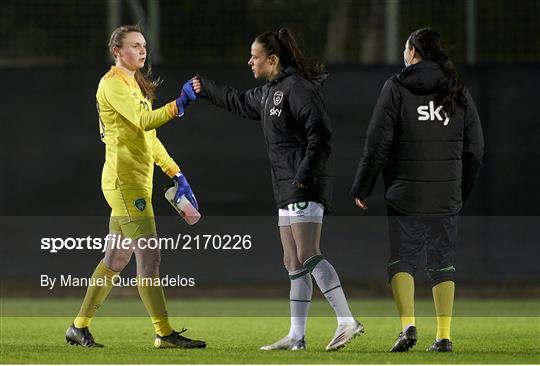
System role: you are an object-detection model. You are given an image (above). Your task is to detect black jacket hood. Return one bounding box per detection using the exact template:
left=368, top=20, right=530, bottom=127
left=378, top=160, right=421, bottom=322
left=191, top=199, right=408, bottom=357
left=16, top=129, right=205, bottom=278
left=396, top=60, right=449, bottom=94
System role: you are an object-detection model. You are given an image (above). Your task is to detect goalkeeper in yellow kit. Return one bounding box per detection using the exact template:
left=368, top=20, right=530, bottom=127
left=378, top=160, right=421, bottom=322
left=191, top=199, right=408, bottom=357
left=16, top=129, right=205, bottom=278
left=65, top=25, right=205, bottom=349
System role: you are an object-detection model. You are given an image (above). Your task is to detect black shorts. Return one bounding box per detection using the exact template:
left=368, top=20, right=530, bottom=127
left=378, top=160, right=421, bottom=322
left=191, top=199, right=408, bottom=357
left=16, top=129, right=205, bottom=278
left=386, top=205, right=458, bottom=286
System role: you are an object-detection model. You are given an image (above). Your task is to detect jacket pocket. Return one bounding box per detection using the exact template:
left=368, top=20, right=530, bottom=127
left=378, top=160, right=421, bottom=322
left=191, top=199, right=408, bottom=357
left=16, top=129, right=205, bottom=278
left=271, top=149, right=301, bottom=182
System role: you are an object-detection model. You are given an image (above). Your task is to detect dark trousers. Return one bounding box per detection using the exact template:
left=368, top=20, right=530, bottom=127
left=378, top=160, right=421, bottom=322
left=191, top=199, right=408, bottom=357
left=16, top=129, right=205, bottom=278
left=386, top=205, right=457, bottom=287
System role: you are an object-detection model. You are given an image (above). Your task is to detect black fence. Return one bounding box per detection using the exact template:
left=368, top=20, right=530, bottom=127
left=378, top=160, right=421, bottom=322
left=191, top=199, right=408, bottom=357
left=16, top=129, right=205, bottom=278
left=2, top=0, right=539, bottom=64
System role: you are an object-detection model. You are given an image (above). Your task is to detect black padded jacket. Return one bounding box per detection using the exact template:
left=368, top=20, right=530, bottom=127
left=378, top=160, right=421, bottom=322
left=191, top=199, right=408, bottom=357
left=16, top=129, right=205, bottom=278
left=199, top=67, right=333, bottom=212
left=351, top=60, right=484, bottom=215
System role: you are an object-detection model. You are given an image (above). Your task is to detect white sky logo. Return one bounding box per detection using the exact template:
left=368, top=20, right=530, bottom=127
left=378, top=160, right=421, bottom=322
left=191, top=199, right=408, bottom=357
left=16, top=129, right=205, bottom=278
left=417, top=101, right=450, bottom=125
left=270, top=107, right=282, bottom=117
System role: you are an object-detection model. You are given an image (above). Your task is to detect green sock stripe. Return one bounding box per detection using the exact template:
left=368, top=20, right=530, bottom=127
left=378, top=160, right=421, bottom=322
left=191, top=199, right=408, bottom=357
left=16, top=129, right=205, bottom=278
left=428, top=265, right=456, bottom=272
left=304, top=255, right=324, bottom=272
left=290, top=299, right=311, bottom=303
left=322, top=285, right=342, bottom=295
left=289, top=269, right=309, bottom=280
left=437, top=265, right=456, bottom=272
left=387, top=260, right=401, bottom=268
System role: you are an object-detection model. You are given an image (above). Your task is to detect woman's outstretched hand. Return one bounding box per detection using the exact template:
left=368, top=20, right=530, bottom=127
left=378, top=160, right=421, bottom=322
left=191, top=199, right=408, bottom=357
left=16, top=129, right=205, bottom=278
left=191, top=77, right=202, bottom=94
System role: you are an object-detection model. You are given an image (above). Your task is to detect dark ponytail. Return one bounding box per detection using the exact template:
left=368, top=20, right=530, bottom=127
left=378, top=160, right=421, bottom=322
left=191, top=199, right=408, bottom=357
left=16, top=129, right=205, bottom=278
left=255, top=28, right=325, bottom=80
left=408, top=28, right=466, bottom=116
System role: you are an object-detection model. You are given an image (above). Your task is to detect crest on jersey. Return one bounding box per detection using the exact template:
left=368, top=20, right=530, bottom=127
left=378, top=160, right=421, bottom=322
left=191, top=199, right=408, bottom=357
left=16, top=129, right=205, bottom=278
left=273, top=91, right=284, bottom=105
left=134, top=198, right=146, bottom=211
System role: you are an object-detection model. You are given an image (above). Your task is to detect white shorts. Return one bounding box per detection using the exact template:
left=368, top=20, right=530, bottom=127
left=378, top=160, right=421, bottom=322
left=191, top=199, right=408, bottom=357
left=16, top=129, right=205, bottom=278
left=278, top=201, right=324, bottom=226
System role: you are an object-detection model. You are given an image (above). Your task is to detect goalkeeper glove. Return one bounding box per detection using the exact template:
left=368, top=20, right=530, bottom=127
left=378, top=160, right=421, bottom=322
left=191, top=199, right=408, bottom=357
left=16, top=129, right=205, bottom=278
left=173, top=172, right=198, bottom=210
left=175, top=80, right=197, bottom=116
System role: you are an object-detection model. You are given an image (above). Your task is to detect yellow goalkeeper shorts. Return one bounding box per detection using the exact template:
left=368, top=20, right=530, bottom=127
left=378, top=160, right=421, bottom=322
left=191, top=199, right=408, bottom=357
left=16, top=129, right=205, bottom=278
left=102, top=188, right=157, bottom=239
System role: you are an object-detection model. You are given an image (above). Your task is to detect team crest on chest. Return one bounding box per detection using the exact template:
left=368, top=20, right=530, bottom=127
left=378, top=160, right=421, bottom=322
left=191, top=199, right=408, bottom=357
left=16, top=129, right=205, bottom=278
left=134, top=198, right=146, bottom=211
left=273, top=91, right=284, bottom=105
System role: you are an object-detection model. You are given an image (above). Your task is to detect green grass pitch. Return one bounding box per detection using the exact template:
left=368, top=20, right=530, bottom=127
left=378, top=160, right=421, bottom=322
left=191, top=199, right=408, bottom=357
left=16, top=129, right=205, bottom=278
left=1, top=298, right=539, bottom=364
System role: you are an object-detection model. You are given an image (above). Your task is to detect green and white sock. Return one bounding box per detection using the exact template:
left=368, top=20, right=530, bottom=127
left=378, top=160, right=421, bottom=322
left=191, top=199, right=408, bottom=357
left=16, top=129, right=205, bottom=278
left=306, top=255, right=355, bottom=325
left=288, top=269, right=312, bottom=340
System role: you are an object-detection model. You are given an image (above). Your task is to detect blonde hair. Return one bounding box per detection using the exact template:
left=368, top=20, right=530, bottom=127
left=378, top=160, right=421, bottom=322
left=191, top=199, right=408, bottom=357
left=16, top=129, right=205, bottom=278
left=108, top=25, right=161, bottom=101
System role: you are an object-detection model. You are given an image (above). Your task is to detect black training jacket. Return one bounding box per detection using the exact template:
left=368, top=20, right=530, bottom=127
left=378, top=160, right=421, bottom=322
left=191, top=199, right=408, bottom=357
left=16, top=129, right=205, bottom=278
left=199, top=67, right=333, bottom=212
left=351, top=60, right=484, bottom=215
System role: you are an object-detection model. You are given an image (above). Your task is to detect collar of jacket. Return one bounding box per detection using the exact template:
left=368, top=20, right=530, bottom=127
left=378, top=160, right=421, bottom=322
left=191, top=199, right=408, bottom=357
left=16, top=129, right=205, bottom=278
left=266, top=67, right=329, bottom=89
left=266, top=66, right=297, bottom=86
left=396, top=60, right=450, bottom=94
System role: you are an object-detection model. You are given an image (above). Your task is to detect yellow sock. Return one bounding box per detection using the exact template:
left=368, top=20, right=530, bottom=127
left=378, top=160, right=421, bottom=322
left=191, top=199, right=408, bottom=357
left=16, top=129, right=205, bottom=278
left=433, top=281, right=455, bottom=340
left=391, top=272, right=415, bottom=330
left=137, top=277, right=173, bottom=337
left=73, top=260, right=118, bottom=328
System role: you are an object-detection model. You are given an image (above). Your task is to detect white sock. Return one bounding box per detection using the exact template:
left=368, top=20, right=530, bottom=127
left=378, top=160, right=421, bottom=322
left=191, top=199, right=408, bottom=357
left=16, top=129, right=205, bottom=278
left=310, top=258, right=355, bottom=325
left=287, top=269, right=312, bottom=340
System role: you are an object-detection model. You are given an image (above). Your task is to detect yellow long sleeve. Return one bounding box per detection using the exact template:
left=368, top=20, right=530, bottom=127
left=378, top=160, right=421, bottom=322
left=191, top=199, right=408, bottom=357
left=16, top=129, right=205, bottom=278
left=98, top=76, right=177, bottom=131
left=153, top=135, right=180, bottom=177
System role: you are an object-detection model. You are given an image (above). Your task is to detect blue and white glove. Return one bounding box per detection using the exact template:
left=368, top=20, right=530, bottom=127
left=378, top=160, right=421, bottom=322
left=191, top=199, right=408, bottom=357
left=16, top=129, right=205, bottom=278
left=175, top=80, right=197, bottom=117
left=173, top=172, right=198, bottom=210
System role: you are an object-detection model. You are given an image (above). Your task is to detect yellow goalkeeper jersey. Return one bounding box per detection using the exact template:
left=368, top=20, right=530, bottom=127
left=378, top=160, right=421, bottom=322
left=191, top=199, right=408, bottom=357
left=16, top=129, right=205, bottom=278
left=96, top=66, right=180, bottom=191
